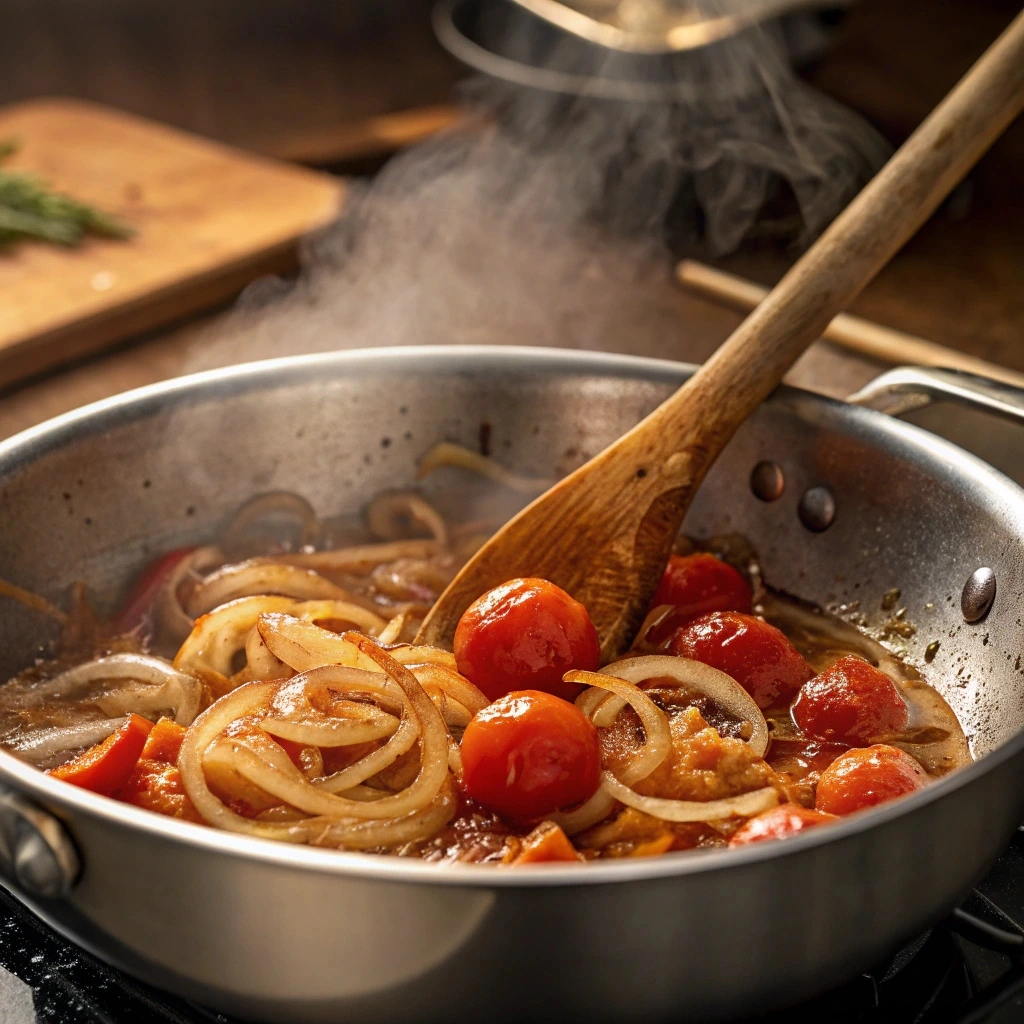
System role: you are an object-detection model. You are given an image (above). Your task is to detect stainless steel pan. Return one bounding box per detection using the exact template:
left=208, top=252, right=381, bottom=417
left=1, top=347, right=1024, bottom=1024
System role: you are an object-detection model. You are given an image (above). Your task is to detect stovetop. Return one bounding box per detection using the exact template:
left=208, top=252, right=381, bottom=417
left=4, top=833, right=1024, bottom=1024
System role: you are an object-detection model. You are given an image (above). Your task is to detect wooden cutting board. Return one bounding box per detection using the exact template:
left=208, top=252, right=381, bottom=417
left=0, top=98, right=344, bottom=388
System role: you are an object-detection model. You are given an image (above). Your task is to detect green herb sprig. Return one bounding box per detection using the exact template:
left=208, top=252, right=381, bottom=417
left=0, top=139, right=134, bottom=250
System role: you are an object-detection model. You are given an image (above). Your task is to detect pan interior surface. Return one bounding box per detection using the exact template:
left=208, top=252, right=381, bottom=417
left=0, top=347, right=1018, bottom=761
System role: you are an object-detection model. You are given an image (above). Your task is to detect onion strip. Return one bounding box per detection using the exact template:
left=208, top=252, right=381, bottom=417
left=600, top=772, right=779, bottom=823
left=186, top=562, right=350, bottom=618
left=592, top=656, right=769, bottom=758
left=416, top=442, right=551, bottom=494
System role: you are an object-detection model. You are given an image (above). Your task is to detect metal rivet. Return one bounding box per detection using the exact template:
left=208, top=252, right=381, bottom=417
left=961, top=567, right=996, bottom=623
left=750, top=461, right=785, bottom=502
left=798, top=486, right=835, bottom=532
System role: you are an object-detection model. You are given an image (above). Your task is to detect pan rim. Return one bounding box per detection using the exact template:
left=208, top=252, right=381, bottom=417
left=1, top=343, right=1022, bottom=889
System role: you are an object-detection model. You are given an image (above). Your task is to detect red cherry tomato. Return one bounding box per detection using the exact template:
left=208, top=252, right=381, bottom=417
left=454, top=578, right=600, bottom=702
left=652, top=553, right=752, bottom=618
left=48, top=714, right=153, bottom=794
left=815, top=744, right=927, bottom=816
left=793, top=656, right=909, bottom=746
left=729, top=804, right=838, bottom=847
left=460, top=690, right=601, bottom=822
left=668, top=611, right=814, bottom=709
left=114, top=547, right=196, bottom=635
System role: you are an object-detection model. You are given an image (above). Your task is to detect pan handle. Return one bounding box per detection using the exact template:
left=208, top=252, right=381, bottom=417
left=0, top=784, right=79, bottom=898
left=848, top=366, right=1024, bottom=424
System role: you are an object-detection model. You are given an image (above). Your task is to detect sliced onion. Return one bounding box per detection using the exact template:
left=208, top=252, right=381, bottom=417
left=256, top=614, right=376, bottom=672
left=243, top=625, right=289, bottom=681
left=220, top=491, right=322, bottom=557
left=552, top=669, right=674, bottom=837
left=0, top=579, right=68, bottom=624
left=406, top=663, right=488, bottom=715
left=154, top=545, right=224, bottom=644
left=565, top=670, right=671, bottom=785
left=302, top=777, right=458, bottom=850
left=388, top=645, right=458, bottom=670
left=416, top=442, right=551, bottom=494
left=8, top=718, right=127, bottom=764
left=269, top=664, right=416, bottom=793
left=600, top=772, right=779, bottom=823
left=185, top=562, right=349, bottom=618
left=280, top=540, right=441, bottom=576
left=178, top=638, right=453, bottom=842
left=178, top=680, right=291, bottom=839
left=5, top=654, right=203, bottom=727
left=175, top=596, right=298, bottom=679
left=420, top=684, right=472, bottom=728
left=594, top=656, right=769, bottom=758
left=260, top=671, right=399, bottom=747
left=376, top=612, right=407, bottom=646
left=365, top=492, right=449, bottom=545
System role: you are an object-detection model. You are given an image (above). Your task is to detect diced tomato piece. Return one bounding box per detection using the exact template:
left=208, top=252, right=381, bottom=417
left=512, top=821, right=584, bottom=863
left=793, top=656, right=909, bottom=746
left=728, top=804, right=837, bottom=847
left=116, top=759, right=203, bottom=823
left=652, top=553, right=752, bottom=618
left=461, top=690, right=601, bottom=822
left=48, top=714, right=153, bottom=794
left=140, top=718, right=187, bottom=762
left=668, top=611, right=814, bottom=709
left=815, top=744, right=927, bottom=816
left=114, top=547, right=195, bottom=634
left=454, top=578, right=600, bottom=702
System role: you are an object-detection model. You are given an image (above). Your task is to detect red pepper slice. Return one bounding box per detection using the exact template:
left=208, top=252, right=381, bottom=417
left=49, top=714, right=153, bottom=794
left=114, top=547, right=196, bottom=635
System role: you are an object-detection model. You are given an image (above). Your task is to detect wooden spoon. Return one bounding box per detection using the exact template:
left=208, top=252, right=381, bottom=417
left=418, top=11, right=1024, bottom=659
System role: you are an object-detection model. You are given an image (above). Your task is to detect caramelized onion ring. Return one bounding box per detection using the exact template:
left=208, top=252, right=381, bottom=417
left=261, top=671, right=399, bottom=747
left=553, top=669, right=673, bottom=836
left=9, top=718, right=127, bottom=765
left=154, top=546, right=224, bottom=644
left=178, top=637, right=453, bottom=841
left=279, top=540, right=441, bottom=576
left=365, top=492, right=449, bottom=545
left=256, top=614, right=375, bottom=673
left=600, top=773, right=779, bottom=823
left=416, top=442, right=551, bottom=494
left=591, top=655, right=769, bottom=758
left=376, top=612, right=407, bottom=646
left=186, top=562, right=349, bottom=618
left=566, top=670, right=671, bottom=785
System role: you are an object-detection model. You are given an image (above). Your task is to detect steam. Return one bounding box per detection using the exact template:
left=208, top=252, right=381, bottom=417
left=187, top=13, right=889, bottom=370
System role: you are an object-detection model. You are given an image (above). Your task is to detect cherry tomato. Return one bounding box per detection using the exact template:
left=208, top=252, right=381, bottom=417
left=815, top=744, right=927, bottom=816
left=460, top=690, right=601, bottom=822
left=114, top=547, right=195, bottom=635
left=668, top=611, right=814, bottom=709
left=793, top=655, right=909, bottom=746
left=729, top=804, right=838, bottom=847
left=454, top=578, right=600, bottom=702
left=49, top=714, right=153, bottom=794
left=652, top=553, right=752, bottom=618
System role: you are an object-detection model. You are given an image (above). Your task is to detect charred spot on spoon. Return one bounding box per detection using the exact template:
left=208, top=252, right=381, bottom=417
left=961, top=567, right=996, bottom=623
left=636, top=467, right=647, bottom=479
left=750, top=461, right=784, bottom=502
left=798, top=486, right=835, bottom=532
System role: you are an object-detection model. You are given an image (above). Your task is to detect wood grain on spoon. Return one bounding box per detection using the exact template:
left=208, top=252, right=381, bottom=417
left=418, top=10, right=1024, bottom=659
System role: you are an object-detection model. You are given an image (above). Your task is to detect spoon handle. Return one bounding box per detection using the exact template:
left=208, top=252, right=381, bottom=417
left=642, top=8, right=1024, bottom=478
